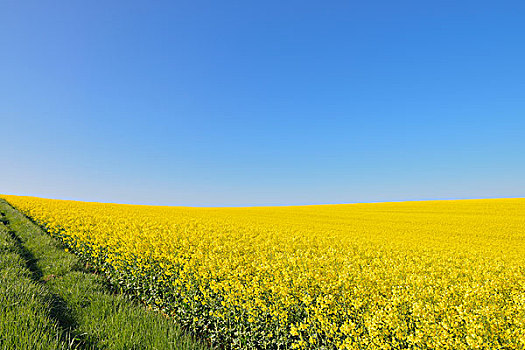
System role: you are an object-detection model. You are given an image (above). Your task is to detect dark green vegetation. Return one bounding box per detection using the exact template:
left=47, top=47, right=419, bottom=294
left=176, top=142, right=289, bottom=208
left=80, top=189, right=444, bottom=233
left=0, top=199, right=208, bottom=350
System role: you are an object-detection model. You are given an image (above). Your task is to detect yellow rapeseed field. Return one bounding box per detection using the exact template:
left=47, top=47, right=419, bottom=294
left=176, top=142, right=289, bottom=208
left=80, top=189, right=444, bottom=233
left=2, top=195, right=524, bottom=349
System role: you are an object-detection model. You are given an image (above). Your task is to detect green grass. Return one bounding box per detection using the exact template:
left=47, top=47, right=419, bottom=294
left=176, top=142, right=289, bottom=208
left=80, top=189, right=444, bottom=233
left=0, top=199, right=209, bottom=350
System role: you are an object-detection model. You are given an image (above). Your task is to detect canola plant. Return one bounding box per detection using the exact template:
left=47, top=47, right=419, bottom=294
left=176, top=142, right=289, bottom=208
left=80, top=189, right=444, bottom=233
left=2, top=195, right=524, bottom=349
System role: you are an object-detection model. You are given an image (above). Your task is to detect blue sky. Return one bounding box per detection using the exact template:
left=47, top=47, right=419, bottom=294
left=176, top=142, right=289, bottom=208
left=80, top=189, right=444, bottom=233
left=1, top=1, right=524, bottom=206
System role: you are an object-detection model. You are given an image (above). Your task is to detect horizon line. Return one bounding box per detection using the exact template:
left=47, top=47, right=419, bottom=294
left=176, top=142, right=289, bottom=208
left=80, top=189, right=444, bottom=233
left=1, top=192, right=524, bottom=209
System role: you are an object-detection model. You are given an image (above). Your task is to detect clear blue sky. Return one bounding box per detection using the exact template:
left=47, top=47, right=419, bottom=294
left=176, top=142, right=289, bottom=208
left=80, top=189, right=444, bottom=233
left=1, top=1, right=524, bottom=206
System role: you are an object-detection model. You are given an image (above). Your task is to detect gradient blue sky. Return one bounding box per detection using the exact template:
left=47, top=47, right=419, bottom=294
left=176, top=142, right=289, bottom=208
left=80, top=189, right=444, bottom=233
left=1, top=1, right=524, bottom=206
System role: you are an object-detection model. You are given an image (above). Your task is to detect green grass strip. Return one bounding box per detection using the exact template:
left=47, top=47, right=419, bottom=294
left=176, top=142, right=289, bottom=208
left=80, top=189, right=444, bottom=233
left=0, top=199, right=208, bottom=350
left=0, top=213, right=72, bottom=349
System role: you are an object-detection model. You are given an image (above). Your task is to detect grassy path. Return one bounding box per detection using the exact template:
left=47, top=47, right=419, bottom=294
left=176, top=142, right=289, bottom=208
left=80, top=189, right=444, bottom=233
left=0, top=199, right=208, bottom=350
